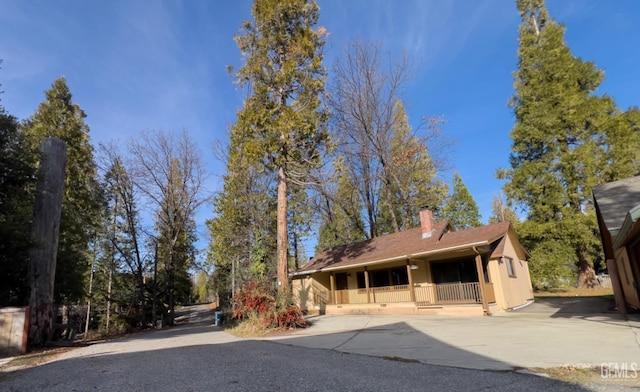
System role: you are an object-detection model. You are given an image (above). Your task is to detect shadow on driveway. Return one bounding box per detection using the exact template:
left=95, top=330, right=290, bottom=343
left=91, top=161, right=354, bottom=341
left=0, top=322, right=593, bottom=392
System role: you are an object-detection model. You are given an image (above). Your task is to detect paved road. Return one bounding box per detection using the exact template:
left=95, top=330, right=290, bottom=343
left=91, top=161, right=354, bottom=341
left=0, top=302, right=637, bottom=391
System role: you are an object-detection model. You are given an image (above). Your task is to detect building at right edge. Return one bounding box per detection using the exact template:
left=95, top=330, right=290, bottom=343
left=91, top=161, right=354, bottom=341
left=593, top=175, right=640, bottom=313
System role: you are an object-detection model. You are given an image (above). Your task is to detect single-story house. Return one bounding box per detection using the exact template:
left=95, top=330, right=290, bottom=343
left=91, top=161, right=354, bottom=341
left=292, top=209, right=533, bottom=316
left=593, top=176, right=640, bottom=313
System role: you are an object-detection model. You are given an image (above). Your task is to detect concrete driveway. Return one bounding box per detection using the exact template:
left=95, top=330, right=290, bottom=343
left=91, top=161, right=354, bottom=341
left=0, top=304, right=604, bottom=392
left=267, top=297, right=640, bottom=373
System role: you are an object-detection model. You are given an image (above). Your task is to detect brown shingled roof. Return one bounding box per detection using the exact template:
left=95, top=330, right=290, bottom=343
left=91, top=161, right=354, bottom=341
left=296, top=220, right=518, bottom=274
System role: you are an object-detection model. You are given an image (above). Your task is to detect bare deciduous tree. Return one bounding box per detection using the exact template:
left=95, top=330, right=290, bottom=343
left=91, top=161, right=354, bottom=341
left=129, top=130, right=206, bottom=325
left=323, top=39, right=449, bottom=241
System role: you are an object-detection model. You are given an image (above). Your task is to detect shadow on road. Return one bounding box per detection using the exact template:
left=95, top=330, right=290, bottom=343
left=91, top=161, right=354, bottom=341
left=0, top=314, right=597, bottom=391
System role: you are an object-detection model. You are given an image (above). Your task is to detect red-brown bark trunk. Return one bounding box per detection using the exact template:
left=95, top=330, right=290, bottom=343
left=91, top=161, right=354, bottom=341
left=277, top=166, right=289, bottom=294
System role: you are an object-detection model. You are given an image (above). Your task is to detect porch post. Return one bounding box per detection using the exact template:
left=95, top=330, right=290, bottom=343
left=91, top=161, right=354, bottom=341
left=329, top=272, right=336, bottom=305
left=406, top=260, right=416, bottom=302
left=474, top=251, right=491, bottom=316
left=606, top=258, right=627, bottom=314
left=364, top=267, right=371, bottom=303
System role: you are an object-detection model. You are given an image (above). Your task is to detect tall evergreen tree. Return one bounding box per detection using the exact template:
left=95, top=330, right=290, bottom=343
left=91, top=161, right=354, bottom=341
left=0, top=104, right=36, bottom=306
left=442, top=173, right=481, bottom=230
left=101, top=149, right=146, bottom=325
left=232, top=0, right=329, bottom=293
left=316, top=158, right=367, bottom=251
left=378, top=101, right=448, bottom=233
left=500, top=0, right=640, bottom=287
left=488, top=193, right=520, bottom=225
left=22, top=77, right=103, bottom=304
left=207, top=133, right=277, bottom=305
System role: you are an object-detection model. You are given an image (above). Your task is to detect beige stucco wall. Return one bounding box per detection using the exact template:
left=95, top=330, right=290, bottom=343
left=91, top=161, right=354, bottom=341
left=488, top=232, right=533, bottom=310
left=292, top=274, right=331, bottom=314
left=614, top=247, right=640, bottom=309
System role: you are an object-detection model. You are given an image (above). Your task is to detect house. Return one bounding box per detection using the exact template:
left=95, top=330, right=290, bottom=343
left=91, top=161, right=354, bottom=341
left=593, top=176, right=640, bottom=313
left=292, top=209, right=533, bottom=316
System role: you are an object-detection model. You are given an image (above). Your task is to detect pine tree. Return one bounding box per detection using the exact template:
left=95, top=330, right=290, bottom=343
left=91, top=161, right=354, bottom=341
left=501, top=0, right=640, bottom=287
left=232, top=0, right=329, bottom=293
left=379, top=101, right=448, bottom=233
left=22, top=77, right=103, bottom=304
left=101, top=150, right=146, bottom=325
left=442, top=173, right=481, bottom=230
left=316, top=158, right=367, bottom=251
left=488, top=193, right=520, bottom=225
left=0, top=105, right=36, bottom=306
left=207, top=128, right=277, bottom=305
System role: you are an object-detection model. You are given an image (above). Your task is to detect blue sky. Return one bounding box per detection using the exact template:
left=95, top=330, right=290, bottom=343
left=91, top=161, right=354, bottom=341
left=1, top=1, right=639, bottom=256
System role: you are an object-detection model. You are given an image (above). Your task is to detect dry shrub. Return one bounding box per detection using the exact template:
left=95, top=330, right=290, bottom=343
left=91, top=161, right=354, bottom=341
left=232, top=280, right=309, bottom=331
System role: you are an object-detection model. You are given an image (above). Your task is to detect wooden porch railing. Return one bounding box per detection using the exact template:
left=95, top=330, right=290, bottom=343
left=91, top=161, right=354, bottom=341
left=434, top=282, right=481, bottom=304
left=328, top=282, right=495, bottom=306
left=314, top=291, right=328, bottom=306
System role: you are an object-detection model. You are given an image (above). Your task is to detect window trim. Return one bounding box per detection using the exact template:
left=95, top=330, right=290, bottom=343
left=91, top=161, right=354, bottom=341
left=505, top=256, right=516, bottom=278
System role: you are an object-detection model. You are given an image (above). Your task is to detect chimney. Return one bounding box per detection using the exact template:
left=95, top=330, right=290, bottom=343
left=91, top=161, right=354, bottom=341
left=420, top=207, right=435, bottom=239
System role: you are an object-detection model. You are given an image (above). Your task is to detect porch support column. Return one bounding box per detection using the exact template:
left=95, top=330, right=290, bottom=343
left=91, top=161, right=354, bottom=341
left=473, top=248, right=491, bottom=316
left=406, top=260, right=416, bottom=302
left=606, top=258, right=627, bottom=314
left=364, top=267, right=371, bottom=303
left=329, top=272, right=336, bottom=305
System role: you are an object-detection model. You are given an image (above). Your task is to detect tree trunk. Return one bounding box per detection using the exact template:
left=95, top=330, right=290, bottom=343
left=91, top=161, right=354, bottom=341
left=277, top=165, right=289, bottom=294
left=576, top=247, right=598, bottom=288
left=84, top=255, right=95, bottom=339
left=383, top=175, right=400, bottom=233
left=151, top=241, right=158, bottom=328
left=28, top=137, right=66, bottom=345
left=61, top=304, right=70, bottom=339
left=577, top=260, right=598, bottom=288
left=106, top=268, right=112, bottom=333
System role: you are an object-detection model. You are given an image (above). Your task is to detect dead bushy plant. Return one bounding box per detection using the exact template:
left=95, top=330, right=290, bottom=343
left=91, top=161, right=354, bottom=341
left=232, top=280, right=309, bottom=331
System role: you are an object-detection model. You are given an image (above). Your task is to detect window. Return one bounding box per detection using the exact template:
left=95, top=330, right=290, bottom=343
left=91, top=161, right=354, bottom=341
left=357, top=272, right=366, bottom=289
left=431, top=259, right=479, bottom=284
left=356, top=267, right=409, bottom=289
left=505, top=257, right=516, bottom=278
left=371, top=270, right=390, bottom=287
left=390, top=267, right=409, bottom=286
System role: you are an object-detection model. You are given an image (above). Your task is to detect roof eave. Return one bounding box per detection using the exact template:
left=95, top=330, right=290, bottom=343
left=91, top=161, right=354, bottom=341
left=294, top=240, right=492, bottom=275
left=613, top=203, right=640, bottom=249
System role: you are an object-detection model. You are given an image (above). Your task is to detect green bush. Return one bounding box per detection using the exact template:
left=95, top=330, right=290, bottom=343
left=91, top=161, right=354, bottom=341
left=528, top=240, right=577, bottom=291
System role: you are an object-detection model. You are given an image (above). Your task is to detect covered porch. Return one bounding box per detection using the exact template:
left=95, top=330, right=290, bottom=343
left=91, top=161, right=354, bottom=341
left=300, top=251, right=497, bottom=316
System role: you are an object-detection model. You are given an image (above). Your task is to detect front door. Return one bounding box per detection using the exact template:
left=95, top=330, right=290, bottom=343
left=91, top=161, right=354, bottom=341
left=335, top=272, right=349, bottom=304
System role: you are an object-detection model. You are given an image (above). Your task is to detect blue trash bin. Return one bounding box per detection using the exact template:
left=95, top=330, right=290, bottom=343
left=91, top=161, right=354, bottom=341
left=214, top=311, right=224, bottom=326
